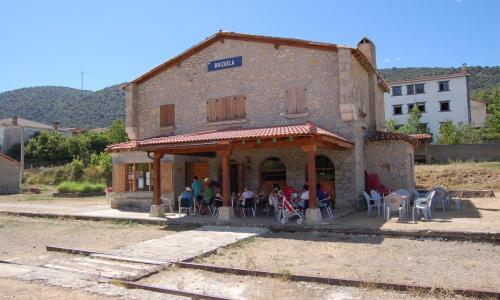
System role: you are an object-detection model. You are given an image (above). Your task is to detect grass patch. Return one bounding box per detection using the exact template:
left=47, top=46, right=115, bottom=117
left=56, top=181, right=106, bottom=194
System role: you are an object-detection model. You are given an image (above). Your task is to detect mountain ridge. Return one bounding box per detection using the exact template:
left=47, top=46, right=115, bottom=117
left=1, top=66, right=499, bottom=129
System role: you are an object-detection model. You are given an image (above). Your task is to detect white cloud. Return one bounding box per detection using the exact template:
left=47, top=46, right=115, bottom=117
left=396, top=57, right=401, bottom=61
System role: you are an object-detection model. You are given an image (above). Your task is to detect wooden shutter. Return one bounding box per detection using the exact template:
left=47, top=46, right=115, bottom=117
left=112, top=163, right=127, bottom=193
left=207, top=95, right=246, bottom=121
left=160, top=162, right=173, bottom=193
left=285, top=87, right=307, bottom=114
left=160, top=104, right=175, bottom=127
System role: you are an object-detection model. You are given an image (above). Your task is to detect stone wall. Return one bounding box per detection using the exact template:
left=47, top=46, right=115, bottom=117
left=365, top=140, right=415, bottom=191
left=0, top=156, right=20, bottom=194
left=429, top=144, right=500, bottom=163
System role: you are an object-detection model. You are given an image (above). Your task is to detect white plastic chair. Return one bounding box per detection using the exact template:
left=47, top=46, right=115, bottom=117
left=160, top=195, right=173, bottom=213
left=413, top=190, right=436, bottom=221
left=433, top=187, right=447, bottom=212
left=370, top=190, right=383, bottom=217
left=177, top=195, right=193, bottom=215
left=395, top=189, right=411, bottom=218
left=319, top=196, right=334, bottom=219
left=384, top=193, right=405, bottom=222
left=363, top=191, right=380, bottom=217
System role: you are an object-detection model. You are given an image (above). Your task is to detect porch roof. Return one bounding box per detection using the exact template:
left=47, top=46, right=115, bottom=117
left=106, top=121, right=353, bottom=153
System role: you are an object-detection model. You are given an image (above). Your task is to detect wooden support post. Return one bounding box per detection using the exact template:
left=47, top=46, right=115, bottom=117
left=152, top=152, right=163, bottom=206
left=303, top=145, right=317, bottom=209
left=221, top=151, right=231, bottom=207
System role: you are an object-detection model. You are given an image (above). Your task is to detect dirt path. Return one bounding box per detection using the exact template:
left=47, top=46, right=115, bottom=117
left=142, top=267, right=466, bottom=300
left=0, top=278, right=116, bottom=300
left=0, top=215, right=171, bottom=265
left=202, top=232, right=500, bottom=292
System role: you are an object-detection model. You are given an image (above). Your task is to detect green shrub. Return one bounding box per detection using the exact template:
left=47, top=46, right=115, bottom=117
left=69, top=158, right=84, bottom=181
left=83, top=165, right=106, bottom=183
left=57, top=181, right=106, bottom=194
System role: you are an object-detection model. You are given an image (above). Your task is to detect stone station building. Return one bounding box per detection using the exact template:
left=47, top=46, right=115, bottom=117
left=107, top=32, right=417, bottom=223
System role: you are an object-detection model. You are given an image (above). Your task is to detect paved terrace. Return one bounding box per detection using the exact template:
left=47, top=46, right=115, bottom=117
left=0, top=193, right=499, bottom=237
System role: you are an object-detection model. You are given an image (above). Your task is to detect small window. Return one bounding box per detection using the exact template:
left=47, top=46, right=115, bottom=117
left=438, top=81, right=450, bottom=92
left=160, top=104, right=175, bottom=127
left=393, top=105, right=403, bottom=115
left=261, top=157, right=286, bottom=181
left=406, top=85, right=414, bottom=95
left=408, top=102, right=425, bottom=113
left=392, top=86, right=402, bottom=96
left=207, top=95, right=246, bottom=122
left=285, top=86, right=307, bottom=114
left=415, top=83, right=425, bottom=94
left=439, top=101, right=450, bottom=111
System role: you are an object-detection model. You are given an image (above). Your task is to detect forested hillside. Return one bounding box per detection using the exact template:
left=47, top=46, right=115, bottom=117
left=0, top=66, right=498, bottom=129
left=0, top=84, right=125, bottom=129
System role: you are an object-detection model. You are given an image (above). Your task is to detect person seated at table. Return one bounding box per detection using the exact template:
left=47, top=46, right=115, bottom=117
left=214, top=192, right=223, bottom=207
left=297, top=184, right=309, bottom=210
left=180, top=187, right=194, bottom=213
left=239, top=186, right=255, bottom=212
left=283, top=185, right=295, bottom=202
left=198, top=182, right=213, bottom=215
left=268, top=184, right=282, bottom=208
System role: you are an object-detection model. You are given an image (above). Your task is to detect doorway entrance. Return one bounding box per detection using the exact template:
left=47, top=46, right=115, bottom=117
left=185, top=162, right=209, bottom=188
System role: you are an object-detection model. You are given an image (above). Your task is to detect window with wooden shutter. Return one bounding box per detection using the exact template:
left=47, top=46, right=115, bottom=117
left=285, top=87, right=307, bottom=114
left=207, top=95, right=246, bottom=122
left=160, top=104, right=175, bottom=127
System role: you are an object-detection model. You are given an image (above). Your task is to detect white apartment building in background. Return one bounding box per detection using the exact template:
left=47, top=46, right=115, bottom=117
left=384, top=68, right=487, bottom=142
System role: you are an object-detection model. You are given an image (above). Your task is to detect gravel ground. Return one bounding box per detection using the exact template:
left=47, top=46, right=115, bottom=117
left=0, top=278, right=116, bottom=300
left=202, top=232, right=500, bottom=292
left=0, top=215, right=171, bottom=265
left=142, top=267, right=467, bottom=300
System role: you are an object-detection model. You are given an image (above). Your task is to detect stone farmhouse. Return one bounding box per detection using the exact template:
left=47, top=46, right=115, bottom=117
left=107, top=32, right=417, bottom=223
left=0, top=116, right=73, bottom=154
left=0, top=153, right=20, bottom=194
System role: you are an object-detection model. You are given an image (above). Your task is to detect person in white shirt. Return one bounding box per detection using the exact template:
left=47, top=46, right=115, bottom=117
left=298, top=184, right=309, bottom=209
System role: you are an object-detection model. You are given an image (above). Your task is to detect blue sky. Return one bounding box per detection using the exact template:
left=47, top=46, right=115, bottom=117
left=0, top=0, right=499, bottom=92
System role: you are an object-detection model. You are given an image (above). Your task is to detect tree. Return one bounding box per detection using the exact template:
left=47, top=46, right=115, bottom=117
left=484, top=87, right=500, bottom=140
left=25, top=131, right=72, bottom=165
left=439, top=120, right=484, bottom=144
left=6, top=143, right=21, bottom=161
left=106, top=120, right=128, bottom=144
left=385, top=119, right=398, bottom=132
left=398, top=105, right=428, bottom=135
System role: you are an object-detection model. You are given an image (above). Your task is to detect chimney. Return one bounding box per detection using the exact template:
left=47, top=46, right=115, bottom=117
left=53, top=121, right=60, bottom=130
left=12, top=116, right=18, bottom=126
left=462, top=63, right=468, bottom=74
left=357, top=37, right=377, bottom=68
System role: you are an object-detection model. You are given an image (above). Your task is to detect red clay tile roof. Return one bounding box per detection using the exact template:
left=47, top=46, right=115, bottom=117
left=106, top=140, right=138, bottom=152
left=106, top=122, right=353, bottom=152
left=366, top=130, right=418, bottom=144
left=409, top=133, right=433, bottom=141
left=386, top=72, right=468, bottom=85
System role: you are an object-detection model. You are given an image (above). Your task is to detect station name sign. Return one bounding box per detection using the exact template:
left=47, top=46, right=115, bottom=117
left=208, top=56, right=242, bottom=72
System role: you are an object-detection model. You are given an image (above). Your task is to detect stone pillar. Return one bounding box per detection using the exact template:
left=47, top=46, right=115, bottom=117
left=218, top=149, right=234, bottom=220
left=302, top=144, right=322, bottom=224
left=150, top=151, right=165, bottom=218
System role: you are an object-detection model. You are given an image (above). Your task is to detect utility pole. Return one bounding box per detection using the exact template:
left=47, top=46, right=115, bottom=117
left=19, top=126, right=24, bottom=189
left=81, top=70, right=89, bottom=90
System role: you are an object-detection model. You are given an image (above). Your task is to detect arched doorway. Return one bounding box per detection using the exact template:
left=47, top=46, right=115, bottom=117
left=306, top=155, right=335, bottom=201
left=261, top=157, right=287, bottom=191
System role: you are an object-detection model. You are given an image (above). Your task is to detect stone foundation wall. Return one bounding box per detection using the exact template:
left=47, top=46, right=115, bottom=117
left=365, top=140, right=414, bottom=191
